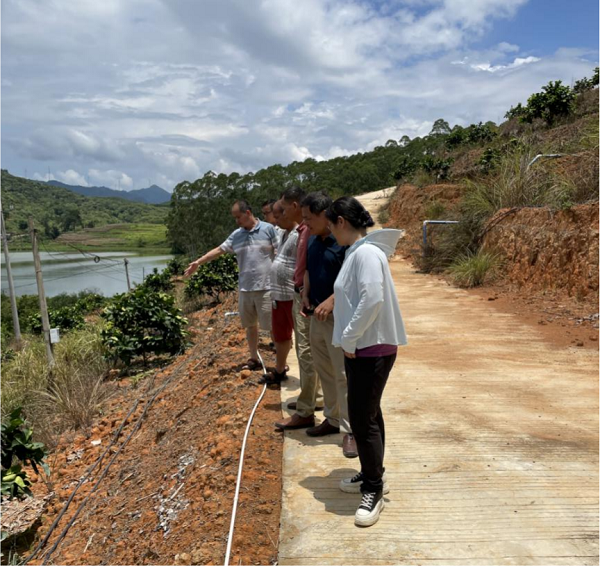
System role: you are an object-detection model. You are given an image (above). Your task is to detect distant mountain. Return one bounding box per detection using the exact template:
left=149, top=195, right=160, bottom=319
left=46, top=180, right=171, bottom=204
left=1, top=170, right=167, bottom=235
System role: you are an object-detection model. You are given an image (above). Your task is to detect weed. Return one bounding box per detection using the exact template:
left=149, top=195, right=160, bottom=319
left=423, top=200, right=447, bottom=220
left=1, top=328, right=111, bottom=447
left=411, top=170, right=436, bottom=188
left=449, top=250, right=502, bottom=288
left=378, top=205, right=390, bottom=225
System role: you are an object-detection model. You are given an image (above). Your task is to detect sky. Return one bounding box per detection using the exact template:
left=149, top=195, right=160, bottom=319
left=2, top=0, right=598, bottom=192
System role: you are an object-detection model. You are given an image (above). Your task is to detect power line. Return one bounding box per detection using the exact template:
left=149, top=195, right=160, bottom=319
left=10, top=260, right=129, bottom=289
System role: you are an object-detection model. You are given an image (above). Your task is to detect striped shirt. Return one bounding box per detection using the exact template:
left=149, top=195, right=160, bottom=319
left=220, top=220, right=278, bottom=292
left=270, top=227, right=299, bottom=301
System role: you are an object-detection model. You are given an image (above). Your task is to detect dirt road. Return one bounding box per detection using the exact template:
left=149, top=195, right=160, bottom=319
left=278, top=189, right=599, bottom=565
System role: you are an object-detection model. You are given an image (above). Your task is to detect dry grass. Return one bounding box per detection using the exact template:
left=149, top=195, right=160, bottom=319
left=2, top=328, right=113, bottom=448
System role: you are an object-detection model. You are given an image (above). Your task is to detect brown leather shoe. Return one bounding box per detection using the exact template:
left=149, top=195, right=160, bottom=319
left=342, top=433, right=359, bottom=458
left=306, top=419, right=340, bottom=437
left=275, top=413, right=315, bottom=430
left=287, top=401, right=325, bottom=412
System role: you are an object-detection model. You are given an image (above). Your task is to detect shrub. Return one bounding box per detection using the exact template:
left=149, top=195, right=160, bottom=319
left=166, top=256, right=188, bottom=276
left=74, top=292, right=107, bottom=313
left=1, top=407, right=49, bottom=499
left=449, top=250, right=501, bottom=288
left=573, top=67, right=599, bottom=94
left=139, top=267, right=174, bottom=293
left=27, top=306, right=85, bottom=335
left=446, top=122, right=497, bottom=149
left=393, top=155, right=419, bottom=182
left=101, top=288, right=188, bottom=365
left=185, top=255, right=238, bottom=299
left=422, top=156, right=453, bottom=180
left=521, top=81, right=575, bottom=125
left=478, top=147, right=502, bottom=173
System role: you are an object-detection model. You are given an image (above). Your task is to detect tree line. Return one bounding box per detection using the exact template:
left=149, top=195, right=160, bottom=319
left=164, top=67, right=597, bottom=257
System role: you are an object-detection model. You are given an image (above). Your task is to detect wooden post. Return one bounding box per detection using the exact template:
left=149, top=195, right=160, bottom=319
left=1, top=210, right=22, bottom=347
left=124, top=258, right=131, bottom=291
left=28, top=218, right=54, bottom=369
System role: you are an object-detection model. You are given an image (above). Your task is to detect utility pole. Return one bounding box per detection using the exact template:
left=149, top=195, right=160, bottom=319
left=1, top=210, right=22, bottom=347
left=28, top=218, right=55, bottom=369
left=123, top=258, right=131, bottom=291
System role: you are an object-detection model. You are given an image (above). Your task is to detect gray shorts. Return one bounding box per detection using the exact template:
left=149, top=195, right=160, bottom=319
left=239, top=290, right=272, bottom=330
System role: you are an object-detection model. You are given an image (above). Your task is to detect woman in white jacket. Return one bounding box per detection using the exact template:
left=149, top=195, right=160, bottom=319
left=326, top=196, right=407, bottom=527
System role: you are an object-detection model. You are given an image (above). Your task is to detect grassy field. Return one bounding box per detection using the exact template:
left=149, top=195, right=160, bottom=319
left=8, top=223, right=171, bottom=254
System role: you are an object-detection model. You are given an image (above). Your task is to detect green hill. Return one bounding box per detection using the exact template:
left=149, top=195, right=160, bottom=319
left=167, top=71, right=598, bottom=257
left=1, top=170, right=168, bottom=240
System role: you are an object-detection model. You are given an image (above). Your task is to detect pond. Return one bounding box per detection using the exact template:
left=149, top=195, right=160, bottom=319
left=1, top=251, right=174, bottom=297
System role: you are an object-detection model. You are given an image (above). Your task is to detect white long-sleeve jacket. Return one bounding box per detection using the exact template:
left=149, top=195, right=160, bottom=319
left=332, top=229, right=408, bottom=354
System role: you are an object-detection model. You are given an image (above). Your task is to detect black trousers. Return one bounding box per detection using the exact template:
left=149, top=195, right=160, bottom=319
left=345, top=353, right=397, bottom=493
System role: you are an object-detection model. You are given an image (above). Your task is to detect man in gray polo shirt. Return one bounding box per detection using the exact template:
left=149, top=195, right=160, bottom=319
left=184, top=199, right=278, bottom=369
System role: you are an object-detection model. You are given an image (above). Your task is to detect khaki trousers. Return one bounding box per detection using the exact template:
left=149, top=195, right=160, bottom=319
left=309, top=315, right=350, bottom=432
left=292, top=292, right=323, bottom=417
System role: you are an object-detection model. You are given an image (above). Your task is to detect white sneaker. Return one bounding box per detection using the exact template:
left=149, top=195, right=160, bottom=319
left=339, top=471, right=389, bottom=494
left=354, top=491, right=384, bottom=527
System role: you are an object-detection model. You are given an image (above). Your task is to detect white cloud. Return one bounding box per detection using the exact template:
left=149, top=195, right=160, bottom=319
left=2, top=0, right=598, bottom=189
left=55, top=169, right=88, bottom=186
left=470, top=55, right=541, bottom=73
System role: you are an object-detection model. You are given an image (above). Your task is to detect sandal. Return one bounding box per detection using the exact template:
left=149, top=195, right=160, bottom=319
left=244, top=358, right=262, bottom=371
left=258, top=369, right=288, bottom=385
left=267, top=365, right=289, bottom=374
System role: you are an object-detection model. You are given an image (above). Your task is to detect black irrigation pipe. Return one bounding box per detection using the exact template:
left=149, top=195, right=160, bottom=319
left=22, top=376, right=156, bottom=565
left=23, top=351, right=197, bottom=565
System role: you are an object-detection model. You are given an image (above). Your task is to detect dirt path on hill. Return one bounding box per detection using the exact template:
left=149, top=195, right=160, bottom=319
left=278, top=189, right=598, bottom=565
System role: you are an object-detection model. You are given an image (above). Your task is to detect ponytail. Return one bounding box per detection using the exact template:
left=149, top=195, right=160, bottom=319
left=325, top=196, right=375, bottom=230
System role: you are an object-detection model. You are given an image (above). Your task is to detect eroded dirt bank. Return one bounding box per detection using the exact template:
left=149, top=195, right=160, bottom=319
left=26, top=297, right=283, bottom=566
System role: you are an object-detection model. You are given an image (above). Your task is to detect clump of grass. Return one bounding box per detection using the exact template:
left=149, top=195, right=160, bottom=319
left=462, top=144, right=599, bottom=219
left=378, top=204, right=390, bottom=225
left=415, top=217, right=481, bottom=273
left=1, top=338, right=49, bottom=419
left=423, top=200, right=447, bottom=220
left=2, top=327, right=112, bottom=447
left=411, top=170, right=436, bottom=188
left=462, top=149, right=556, bottom=221
left=449, top=250, right=502, bottom=288
left=554, top=153, right=599, bottom=206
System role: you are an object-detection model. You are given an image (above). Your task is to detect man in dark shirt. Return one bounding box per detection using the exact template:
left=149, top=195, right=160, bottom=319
left=300, top=192, right=357, bottom=458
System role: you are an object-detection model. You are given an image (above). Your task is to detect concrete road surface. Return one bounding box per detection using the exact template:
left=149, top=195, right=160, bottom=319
left=277, top=189, right=599, bottom=565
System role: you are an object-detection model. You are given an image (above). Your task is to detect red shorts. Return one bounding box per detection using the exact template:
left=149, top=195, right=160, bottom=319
left=271, top=300, right=294, bottom=342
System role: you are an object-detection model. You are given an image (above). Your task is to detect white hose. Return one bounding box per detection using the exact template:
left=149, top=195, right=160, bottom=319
left=224, top=350, right=268, bottom=566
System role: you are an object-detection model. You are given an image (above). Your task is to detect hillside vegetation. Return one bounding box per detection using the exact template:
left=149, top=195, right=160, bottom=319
left=167, top=69, right=599, bottom=258
left=382, top=72, right=599, bottom=296
left=1, top=170, right=168, bottom=242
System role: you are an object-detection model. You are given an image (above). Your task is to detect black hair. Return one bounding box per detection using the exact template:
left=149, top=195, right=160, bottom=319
left=233, top=199, right=252, bottom=213
left=301, top=191, right=332, bottom=214
left=261, top=199, right=277, bottom=209
left=325, top=196, right=375, bottom=229
left=281, top=185, right=306, bottom=204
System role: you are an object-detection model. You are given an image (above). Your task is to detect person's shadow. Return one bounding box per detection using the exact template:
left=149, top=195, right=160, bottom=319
left=298, top=468, right=392, bottom=518
left=299, top=468, right=361, bottom=517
